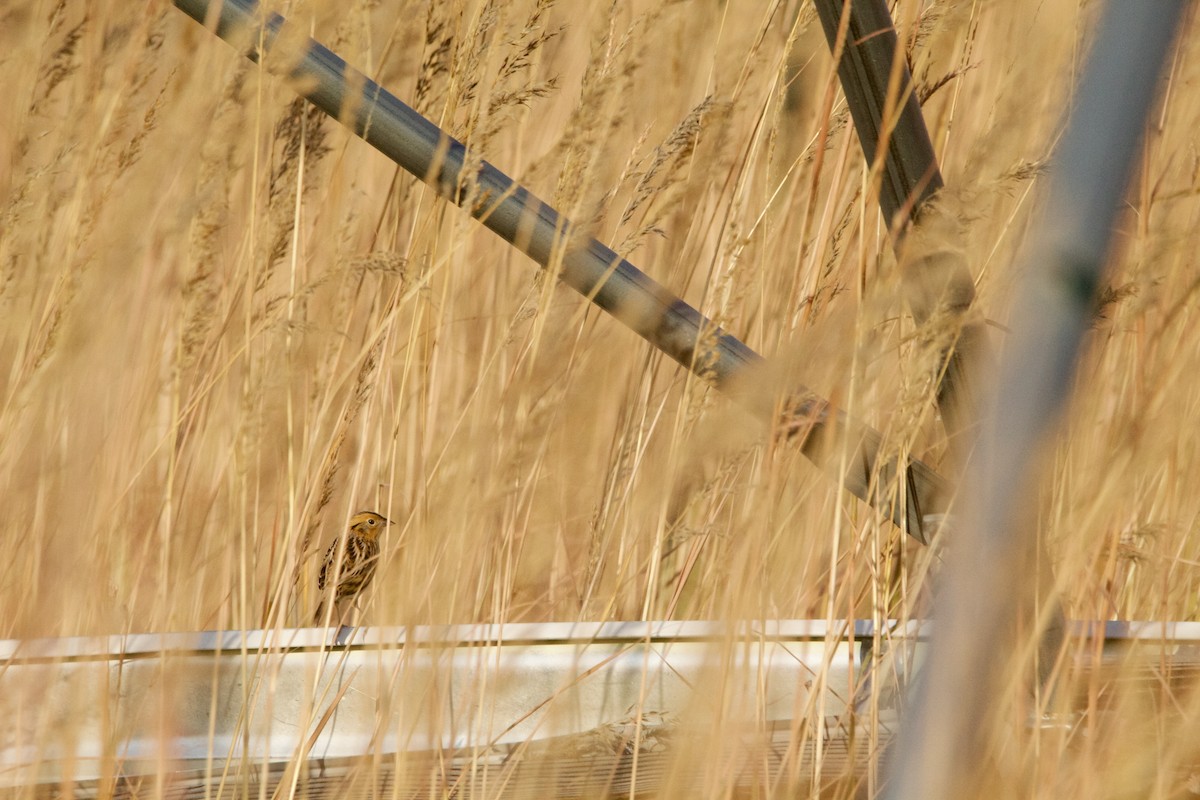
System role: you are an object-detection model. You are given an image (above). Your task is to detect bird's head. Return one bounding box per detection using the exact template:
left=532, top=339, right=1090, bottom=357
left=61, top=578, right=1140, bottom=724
left=349, top=510, right=392, bottom=538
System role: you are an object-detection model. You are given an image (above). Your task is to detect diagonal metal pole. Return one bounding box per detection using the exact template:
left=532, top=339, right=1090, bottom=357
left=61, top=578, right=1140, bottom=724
left=884, top=4, right=1187, bottom=797
left=814, top=0, right=942, bottom=234
left=814, top=0, right=987, bottom=451
left=172, top=0, right=949, bottom=540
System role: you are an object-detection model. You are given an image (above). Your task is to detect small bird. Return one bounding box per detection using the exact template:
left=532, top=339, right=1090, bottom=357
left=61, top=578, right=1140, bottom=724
left=313, top=510, right=392, bottom=626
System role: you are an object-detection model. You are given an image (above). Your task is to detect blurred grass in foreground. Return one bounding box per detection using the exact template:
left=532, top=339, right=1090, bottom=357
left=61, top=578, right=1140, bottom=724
left=2, top=0, right=1200, bottom=796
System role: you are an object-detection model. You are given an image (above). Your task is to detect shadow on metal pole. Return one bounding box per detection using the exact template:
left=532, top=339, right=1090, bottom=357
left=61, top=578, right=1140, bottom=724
left=883, top=4, right=1188, bottom=798
left=172, top=0, right=951, bottom=540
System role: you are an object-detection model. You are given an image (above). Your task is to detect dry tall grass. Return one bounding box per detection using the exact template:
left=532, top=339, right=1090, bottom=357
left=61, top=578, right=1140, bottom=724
left=2, top=0, right=1200, bottom=796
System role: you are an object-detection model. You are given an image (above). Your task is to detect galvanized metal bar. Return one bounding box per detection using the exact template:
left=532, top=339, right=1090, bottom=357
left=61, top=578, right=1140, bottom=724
left=172, top=0, right=951, bottom=539
left=7, top=618, right=1198, bottom=665
left=0, top=621, right=892, bottom=787
left=4, top=619, right=1196, bottom=793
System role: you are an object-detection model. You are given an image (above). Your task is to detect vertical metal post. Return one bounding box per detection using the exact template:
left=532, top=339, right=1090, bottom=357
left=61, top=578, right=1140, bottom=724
left=884, top=5, right=1187, bottom=797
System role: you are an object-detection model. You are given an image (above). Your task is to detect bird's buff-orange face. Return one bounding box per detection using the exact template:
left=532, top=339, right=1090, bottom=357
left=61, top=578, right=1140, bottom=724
left=348, top=511, right=391, bottom=539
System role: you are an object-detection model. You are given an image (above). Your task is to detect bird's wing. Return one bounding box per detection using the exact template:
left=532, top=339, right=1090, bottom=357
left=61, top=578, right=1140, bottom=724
left=317, top=540, right=338, bottom=590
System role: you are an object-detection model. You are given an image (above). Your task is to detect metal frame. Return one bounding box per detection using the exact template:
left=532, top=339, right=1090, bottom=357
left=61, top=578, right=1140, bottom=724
left=4, top=1, right=1189, bottom=796
left=172, top=0, right=948, bottom=540
left=4, top=620, right=1196, bottom=792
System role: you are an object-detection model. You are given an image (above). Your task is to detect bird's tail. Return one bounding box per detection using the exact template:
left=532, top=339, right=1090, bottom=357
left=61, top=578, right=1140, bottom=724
left=313, top=599, right=328, bottom=626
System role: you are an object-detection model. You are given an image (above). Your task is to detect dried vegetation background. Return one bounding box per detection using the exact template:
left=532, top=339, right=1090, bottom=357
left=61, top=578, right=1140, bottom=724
left=1, top=0, right=1198, bottom=650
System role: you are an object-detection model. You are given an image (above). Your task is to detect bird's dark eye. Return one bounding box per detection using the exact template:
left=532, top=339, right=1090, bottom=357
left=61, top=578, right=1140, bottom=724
left=368, top=518, right=376, bottom=526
